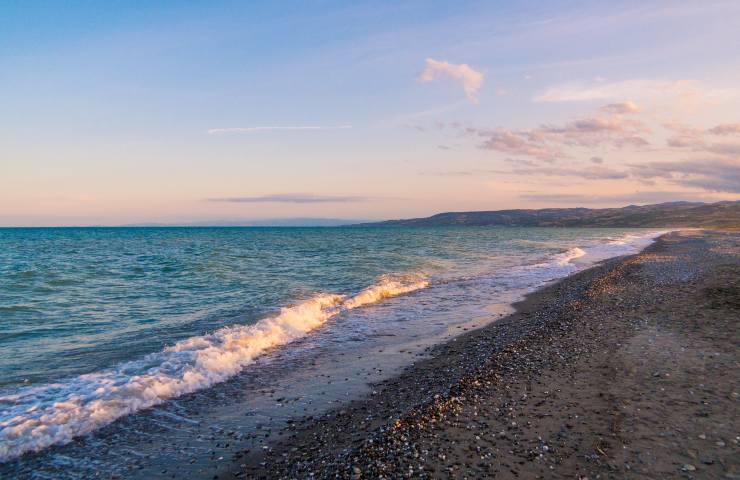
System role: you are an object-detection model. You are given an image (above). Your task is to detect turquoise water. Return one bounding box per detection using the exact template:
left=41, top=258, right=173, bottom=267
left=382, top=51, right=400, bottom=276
left=0, top=226, right=662, bottom=468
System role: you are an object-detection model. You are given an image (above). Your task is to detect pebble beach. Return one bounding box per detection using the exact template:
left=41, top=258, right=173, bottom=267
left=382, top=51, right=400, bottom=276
left=229, top=230, right=740, bottom=479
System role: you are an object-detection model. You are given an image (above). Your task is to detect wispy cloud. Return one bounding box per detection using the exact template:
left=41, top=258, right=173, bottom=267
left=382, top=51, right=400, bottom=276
left=516, top=165, right=629, bottom=180
left=630, top=159, right=740, bottom=193
left=469, top=111, right=740, bottom=193
left=420, top=170, right=480, bottom=177
left=470, top=104, right=650, bottom=160
left=502, top=156, right=739, bottom=194
left=709, top=123, right=740, bottom=136
left=419, top=58, right=484, bottom=104
left=207, top=194, right=367, bottom=203
left=478, top=128, right=561, bottom=160
left=432, top=95, right=739, bottom=196
left=420, top=164, right=629, bottom=181
left=600, top=101, right=641, bottom=114
left=532, top=79, right=730, bottom=104
left=207, top=125, right=352, bottom=134
left=538, top=116, right=650, bottom=147
left=506, top=155, right=740, bottom=193
left=662, top=122, right=740, bottom=167
left=519, top=191, right=716, bottom=204
left=388, top=100, right=468, bottom=128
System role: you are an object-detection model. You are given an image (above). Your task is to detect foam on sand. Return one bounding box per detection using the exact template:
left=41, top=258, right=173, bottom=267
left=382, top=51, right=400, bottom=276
left=507, top=231, right=666, bottom=288
left=554, top=247, right=587, bottom=265
left=0, top=274, right=428, bottom=461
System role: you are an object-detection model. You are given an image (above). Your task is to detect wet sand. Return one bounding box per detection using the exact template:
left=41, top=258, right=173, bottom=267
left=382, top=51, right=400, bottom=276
left=227, top=230, right=739, bottom=479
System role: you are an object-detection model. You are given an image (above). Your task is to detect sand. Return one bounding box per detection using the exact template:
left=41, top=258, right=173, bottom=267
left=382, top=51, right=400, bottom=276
left=226, top=230, right=739, bottom=479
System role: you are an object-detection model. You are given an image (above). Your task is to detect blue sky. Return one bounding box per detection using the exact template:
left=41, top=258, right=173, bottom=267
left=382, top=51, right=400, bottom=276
left=2, top=0, right=739, bottom=225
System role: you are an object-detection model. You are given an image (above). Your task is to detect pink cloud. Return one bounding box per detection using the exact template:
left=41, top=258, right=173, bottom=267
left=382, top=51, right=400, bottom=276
left=533, top=79, right=726, bottom=105
left=474, top=106, right=650, bottom=159
left=600, top=101, right=642, bottom=114
left=419, top=58, right=484, bottom=104
left=630, top=159, right=740, bottom=193
left=663, top=121, right=740, bottom=159
left=709, top=123, right=740, bottom=135
left=478, top=129, right=561, bottom=160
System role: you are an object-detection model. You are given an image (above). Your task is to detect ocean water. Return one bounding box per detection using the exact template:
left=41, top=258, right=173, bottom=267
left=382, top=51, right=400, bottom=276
left=0, top=226, right=663, bottom=476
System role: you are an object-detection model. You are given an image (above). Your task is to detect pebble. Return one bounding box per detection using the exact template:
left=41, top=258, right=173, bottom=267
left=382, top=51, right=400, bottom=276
left=232, top=234, right=739, bottom=480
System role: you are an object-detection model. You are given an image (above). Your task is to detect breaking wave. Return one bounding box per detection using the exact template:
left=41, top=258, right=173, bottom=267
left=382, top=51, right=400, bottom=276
left=506, top=232, right=665, bottom=289
left=0, top=274, right=428, bottom=461
left=553, top=247, right=587, bottom=265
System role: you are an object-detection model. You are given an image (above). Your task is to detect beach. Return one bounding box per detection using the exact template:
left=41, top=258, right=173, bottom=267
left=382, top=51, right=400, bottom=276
left=5, top=2, right=740, bottom=478
left=2, top=227, right=671, bottom=479
left=230, top=230, right=739, bottom=479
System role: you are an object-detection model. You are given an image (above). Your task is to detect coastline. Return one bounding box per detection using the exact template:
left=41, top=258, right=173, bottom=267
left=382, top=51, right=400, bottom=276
left=227, top=230, right=739, bottom=479
left=0, top=229, right=669, bottom=478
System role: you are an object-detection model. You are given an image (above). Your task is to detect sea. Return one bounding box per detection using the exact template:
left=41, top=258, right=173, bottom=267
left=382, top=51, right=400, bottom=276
left=0, top=226, right=664, bottom=478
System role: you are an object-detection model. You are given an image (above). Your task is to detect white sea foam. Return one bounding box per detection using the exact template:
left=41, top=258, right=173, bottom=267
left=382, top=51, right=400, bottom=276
left=584, top=230, right=668, bottom=263
left=507, top=247, right=586, bottom=287
left=554, top=247, right=587, bottom=265
left=0, top=274, right=428, bottom=461
left=549, top=231, right=666, bottom=271
left=523, top=246, right=587, bottom=276
left=541, top=231, right=666, bottom=272
left=504, top=231, right=666, bottom=291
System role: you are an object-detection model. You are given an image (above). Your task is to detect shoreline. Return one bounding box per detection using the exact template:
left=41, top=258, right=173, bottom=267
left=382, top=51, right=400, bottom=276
left=0, top=229, right=668, bottom=478
left=226, top=230, right=739, bottom=479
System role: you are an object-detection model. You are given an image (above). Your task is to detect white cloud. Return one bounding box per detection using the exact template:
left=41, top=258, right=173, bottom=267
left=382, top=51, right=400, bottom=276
left=208, top=125, right=352, bottom=134
left=419, top=58, right=484, bottom=104
left=532, top=79, right=730, bottom=103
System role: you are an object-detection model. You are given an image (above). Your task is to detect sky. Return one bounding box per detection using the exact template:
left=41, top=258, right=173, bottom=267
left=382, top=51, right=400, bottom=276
left=1, top=0, right=740, bottom=226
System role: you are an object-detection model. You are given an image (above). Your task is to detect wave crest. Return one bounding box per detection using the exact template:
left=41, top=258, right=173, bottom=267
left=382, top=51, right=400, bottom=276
left=344, top=274, right=429, bottom=309
left=0, top=275, right=427, bottom=461
left=554, top=247, right=587, bottom=265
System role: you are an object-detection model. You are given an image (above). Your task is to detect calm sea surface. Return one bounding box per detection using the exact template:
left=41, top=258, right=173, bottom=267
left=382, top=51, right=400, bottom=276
left=0, top=226, right=663, bottom=476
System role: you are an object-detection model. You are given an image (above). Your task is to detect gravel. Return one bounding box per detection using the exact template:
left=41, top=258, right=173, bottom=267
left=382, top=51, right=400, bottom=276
left=225, top=230, right=740, bottom=480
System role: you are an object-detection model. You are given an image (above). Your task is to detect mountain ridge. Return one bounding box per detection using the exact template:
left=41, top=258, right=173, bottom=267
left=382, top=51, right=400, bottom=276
left=354, top=201, right=740, bottom=228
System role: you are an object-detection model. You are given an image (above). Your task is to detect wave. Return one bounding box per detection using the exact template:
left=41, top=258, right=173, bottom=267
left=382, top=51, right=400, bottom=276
left=541, top=232, right=665, bottom=272
left=506, top=247, right=586, bottom=285
left=553, top=247, right=587, bottom=265
left=0, top=274, right=428, bottom=461
left=587, top=230, right=668, bottom=262
left=505, top=231, right=664, bottom=290
left=524, top=246, right=586, bottom=273
left=547, top=231, right=666, bottom=270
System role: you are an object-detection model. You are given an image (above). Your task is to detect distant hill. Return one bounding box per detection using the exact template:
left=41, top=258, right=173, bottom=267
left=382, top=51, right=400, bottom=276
left=355, top=201, right=740, bottom=228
